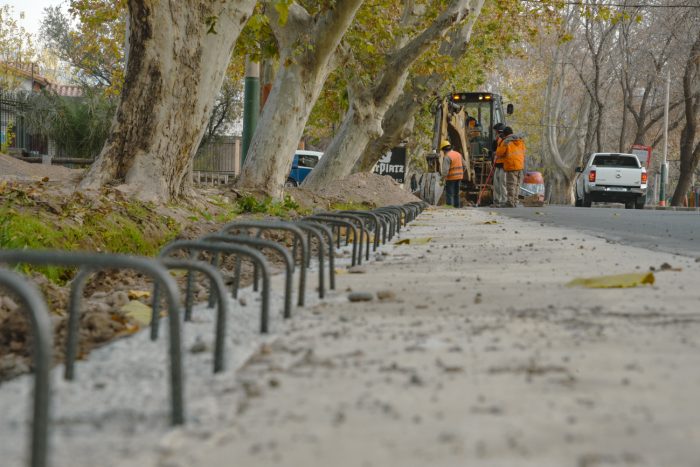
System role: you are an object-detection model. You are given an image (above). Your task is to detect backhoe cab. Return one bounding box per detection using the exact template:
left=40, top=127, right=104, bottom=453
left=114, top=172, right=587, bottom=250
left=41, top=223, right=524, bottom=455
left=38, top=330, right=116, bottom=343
left=420, top=92, right=512, bottom=205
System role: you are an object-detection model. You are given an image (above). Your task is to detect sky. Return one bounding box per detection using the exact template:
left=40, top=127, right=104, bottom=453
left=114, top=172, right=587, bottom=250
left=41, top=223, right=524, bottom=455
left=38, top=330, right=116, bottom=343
left=3, top=0, right=65, bottom=36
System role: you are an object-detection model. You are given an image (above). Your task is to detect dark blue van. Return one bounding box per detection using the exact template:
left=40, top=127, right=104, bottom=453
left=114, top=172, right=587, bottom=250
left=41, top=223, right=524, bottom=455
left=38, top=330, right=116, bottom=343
left=286, top=150, right=323, bottom=186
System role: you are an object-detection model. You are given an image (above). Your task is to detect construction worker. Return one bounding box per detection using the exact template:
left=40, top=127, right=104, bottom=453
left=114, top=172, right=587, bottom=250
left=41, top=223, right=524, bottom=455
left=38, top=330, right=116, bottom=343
left=492, top=123, right=507, bottom=207
left=440, top=140, right=465, bottom=208
left=500, top=126, right=526, bottom=207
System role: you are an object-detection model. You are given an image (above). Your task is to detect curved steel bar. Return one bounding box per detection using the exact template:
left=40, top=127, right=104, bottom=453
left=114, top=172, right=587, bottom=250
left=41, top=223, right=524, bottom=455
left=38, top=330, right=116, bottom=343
left=159, top=240, right=272, bottom=333
left=313, top=213, right=367, bottom=264
left=201, top=234, right=294, bottom=319
left=372, top=211, right=393, bottom=242
left=159, top=259, right=230, bottom=373
left=0, top=269, right=53, bottom=467
left=294, top=222, right=326, bottom=298
left=374, top=207, right=402, bottom=233
left=340, top=211, right=383, bottom=251
left=0, top=250, right=185, bottom=426
left=299, top=220, right=335, bottom=291
left=220, top=221, right=308, bottom=307
left=304, top=216, right=358, bottom=268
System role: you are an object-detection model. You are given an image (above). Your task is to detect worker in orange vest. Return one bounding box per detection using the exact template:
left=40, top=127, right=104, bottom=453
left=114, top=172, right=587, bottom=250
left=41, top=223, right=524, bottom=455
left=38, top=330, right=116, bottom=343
left=440, top=140, right=465, bottom=208
left=500, top=126, right=526, bottom=207
left=492, top=123, right=507, bottom=207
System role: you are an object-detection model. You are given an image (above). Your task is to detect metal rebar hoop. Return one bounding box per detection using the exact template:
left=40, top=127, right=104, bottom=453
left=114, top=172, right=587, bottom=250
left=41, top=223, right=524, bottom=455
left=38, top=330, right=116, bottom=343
left=312, top=213, right=367, bottom=264
left=0, top=268, right=53, bottom=467
left=200, top=234, right=295, bottom=319
left=0, top=250, right=185, bottom=426
left=158, top=240, right=272, bottom=333
left=304, top=216, right=359, bottom=267
left=299, top=220, right=335, bottom=291
left=340, top=211, right=383, bottom=250
left=220, top=221, right=308, bottom=306
left=294, top=221, right=326, bottom=298
left=159, top=259, right=230, bottom=373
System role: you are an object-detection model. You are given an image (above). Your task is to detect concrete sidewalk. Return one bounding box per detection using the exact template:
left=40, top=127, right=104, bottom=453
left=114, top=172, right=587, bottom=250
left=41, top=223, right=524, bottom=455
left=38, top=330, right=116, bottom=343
left=149, top=208, right=700, bottom=467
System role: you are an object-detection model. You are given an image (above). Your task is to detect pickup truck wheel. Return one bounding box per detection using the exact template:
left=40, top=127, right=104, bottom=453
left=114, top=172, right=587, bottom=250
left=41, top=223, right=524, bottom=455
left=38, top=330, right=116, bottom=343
left=624, top=200, right=635, bottom=209
left=582, top=193, right=592, bottom=207
left=284, top=178, right=298, bottom=188
left=574, top=195, right=582, bottom=207
left=635, top=195, right=646, bottom=209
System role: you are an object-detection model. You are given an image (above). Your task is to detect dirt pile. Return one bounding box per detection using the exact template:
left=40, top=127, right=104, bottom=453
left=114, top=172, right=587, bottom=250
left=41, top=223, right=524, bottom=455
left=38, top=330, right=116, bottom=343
left=0, top=153, right=82, bottom=182
left=287, top=172, right=419, bottom=210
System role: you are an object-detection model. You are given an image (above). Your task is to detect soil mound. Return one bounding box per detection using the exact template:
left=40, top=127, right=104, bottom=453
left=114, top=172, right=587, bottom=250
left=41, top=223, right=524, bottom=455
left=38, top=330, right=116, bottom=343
left=287, top=172, right=419, bottom=210
left=0, top=153, right=82, bottom=182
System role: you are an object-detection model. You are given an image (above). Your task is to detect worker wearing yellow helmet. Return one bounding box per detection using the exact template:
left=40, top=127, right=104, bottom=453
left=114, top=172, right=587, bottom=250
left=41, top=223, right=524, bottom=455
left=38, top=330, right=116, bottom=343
left=440, top=139, right=465, bottom=208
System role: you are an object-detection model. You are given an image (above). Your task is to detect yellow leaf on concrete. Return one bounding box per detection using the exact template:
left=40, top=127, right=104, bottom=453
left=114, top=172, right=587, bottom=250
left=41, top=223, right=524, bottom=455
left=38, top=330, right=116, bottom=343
left=394, top=237, right=432, bottom=245
left=121, top=300, right=152, bottom=325
left=483, top=220, right=499, bottom=225
left=566, top=272, right=655, bottom=288
left=128, top=290, right=151, bottom=299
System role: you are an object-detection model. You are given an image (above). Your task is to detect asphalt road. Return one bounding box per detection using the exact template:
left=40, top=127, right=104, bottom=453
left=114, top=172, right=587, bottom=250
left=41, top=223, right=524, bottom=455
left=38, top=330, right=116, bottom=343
left=492, top=205, right=700, bottom=258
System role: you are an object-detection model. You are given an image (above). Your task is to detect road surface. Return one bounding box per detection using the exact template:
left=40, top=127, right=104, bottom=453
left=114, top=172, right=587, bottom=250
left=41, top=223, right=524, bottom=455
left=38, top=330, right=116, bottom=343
left=492, top=205, right=700, bottom=257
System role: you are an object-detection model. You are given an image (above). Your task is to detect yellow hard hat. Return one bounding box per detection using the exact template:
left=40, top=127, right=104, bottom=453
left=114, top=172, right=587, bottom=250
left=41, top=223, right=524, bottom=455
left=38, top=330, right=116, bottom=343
left=440, top=140, right=451, bottom=150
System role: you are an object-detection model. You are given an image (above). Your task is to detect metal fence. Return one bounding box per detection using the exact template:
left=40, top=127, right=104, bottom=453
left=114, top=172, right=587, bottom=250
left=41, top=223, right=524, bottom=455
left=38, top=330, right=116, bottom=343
left=193, top=136, right=241, bottom=184
left=0, top=90, right=47, bottom=155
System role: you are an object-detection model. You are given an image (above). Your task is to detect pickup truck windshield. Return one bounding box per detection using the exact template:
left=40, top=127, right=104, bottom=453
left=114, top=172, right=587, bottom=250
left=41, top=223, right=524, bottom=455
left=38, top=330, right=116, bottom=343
left=592, top=155, right=639, bottom=167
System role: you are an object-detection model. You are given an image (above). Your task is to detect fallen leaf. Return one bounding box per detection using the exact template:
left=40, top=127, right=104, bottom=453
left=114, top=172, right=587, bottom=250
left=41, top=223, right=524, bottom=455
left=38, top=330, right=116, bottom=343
left=566, top=272, right=655, bottom=288
left=121, top=300, right=153, bottom=325
left=483, top=220, right=499, bottom=225
left=535, top=211, right=545, bottom=215
left=128, top=290, right=151, bottom=299
left=488, top=211, right=498, bottom=216
left=395, top=237, right=432, bottom=245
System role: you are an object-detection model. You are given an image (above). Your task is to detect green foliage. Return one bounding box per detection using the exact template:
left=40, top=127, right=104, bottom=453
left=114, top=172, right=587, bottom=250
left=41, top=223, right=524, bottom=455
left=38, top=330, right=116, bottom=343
left=41, top=1, right=126, bottom=94
left=0, top=188, right=179, bottom=283
left=235, top=194, right=308, bottom=218
left=22, top=89, right=117, bottom=159
left=0, top=5, right=37, bottom=89
left=329, top=202, right=372, bottom=211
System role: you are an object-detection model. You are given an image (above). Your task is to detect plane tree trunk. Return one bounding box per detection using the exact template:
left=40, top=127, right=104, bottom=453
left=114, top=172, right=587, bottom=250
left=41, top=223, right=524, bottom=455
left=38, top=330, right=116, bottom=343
left=671, top=32, right=700, bottom=206
left=236, top=0, right=364, bottom=199
left=79, top=0, right=256, bottom=201
left=303, top=0, right=481, bottom=190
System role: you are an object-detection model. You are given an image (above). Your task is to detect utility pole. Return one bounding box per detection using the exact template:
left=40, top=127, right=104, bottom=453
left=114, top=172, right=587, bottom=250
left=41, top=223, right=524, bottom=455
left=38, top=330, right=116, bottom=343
left=241, top=57, right=260, bottom=163
left=659, top=68, right=670, bottom=206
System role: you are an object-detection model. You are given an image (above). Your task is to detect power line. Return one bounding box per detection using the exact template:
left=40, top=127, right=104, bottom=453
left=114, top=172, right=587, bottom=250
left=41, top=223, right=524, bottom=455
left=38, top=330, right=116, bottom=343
left=521, top=0, right=700, bottom=8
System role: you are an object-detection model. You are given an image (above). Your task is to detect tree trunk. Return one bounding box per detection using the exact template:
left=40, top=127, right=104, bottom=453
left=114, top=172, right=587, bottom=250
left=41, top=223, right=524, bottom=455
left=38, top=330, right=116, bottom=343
left=352, top=86, right=423, bottom=172
left=671, top=32, right=700, bottom=206
left=79, top=0, right=255, bottom=201
left=302, top=0, right=482, bottom=190
left=547, top=169, right=575, bottom=205
left=236, top=1, right=363, bottom=199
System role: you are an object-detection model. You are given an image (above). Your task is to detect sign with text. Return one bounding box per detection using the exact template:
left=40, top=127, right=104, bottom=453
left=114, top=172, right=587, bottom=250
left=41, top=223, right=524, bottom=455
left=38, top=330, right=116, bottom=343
left=373, top=147, right=406, bottom=184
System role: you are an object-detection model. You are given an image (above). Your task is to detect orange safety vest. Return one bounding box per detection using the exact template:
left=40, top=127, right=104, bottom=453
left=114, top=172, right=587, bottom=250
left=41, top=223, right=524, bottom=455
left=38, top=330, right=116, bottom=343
left=503, top=138, right=525, bottom=171
left=445, top=150, right=464, bottom=181
left=494, top=137, right=506, bottom=164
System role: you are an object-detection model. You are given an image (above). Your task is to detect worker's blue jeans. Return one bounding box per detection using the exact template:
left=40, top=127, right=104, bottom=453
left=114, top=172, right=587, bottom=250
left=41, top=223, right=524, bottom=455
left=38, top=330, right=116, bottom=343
left=445, top=180, right=461, bottom=208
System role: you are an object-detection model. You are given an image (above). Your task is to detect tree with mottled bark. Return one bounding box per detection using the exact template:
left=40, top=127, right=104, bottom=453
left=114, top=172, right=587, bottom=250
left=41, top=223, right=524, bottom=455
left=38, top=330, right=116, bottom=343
left=78, top=0, right=257, bottom=201
left=236, top=0, right=365, bottom=198
left=302, top=0, right=480, bottom=189
left=671, top=32, right=700, bottom=206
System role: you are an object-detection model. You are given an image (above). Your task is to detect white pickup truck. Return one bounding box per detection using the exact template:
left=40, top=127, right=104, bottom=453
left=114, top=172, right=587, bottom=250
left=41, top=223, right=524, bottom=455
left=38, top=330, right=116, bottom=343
left=574, top=153, right=647, bottom=209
